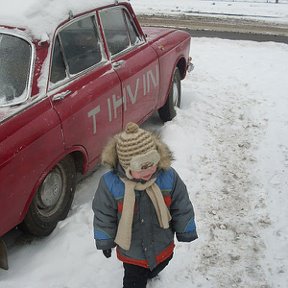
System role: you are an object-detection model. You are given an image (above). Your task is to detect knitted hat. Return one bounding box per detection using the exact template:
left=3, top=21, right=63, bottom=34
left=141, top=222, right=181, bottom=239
left=116, top=122, right=160, bottom=170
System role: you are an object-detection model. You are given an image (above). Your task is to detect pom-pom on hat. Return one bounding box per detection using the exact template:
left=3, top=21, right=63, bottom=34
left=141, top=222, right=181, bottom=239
left=116, top=122, right=160, bottom=170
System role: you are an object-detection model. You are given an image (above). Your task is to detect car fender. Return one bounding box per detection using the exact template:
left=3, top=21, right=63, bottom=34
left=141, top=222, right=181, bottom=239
left=20, top=145, right=89, bottom=222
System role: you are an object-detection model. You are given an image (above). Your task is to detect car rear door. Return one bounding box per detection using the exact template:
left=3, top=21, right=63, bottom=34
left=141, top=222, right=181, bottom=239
left=49, top=13, right=122, bottom=168
left=99, top=6, right=160, bottom=127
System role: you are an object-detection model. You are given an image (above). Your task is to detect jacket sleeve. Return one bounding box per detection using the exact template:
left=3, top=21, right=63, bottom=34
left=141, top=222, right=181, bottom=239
left=170, top=169, right=198, bottom=242
left=92, top=175, right=118, bottom=250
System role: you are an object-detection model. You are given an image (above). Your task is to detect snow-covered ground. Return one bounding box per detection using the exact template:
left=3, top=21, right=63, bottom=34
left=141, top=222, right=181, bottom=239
left=131, top=0, right=288, bottom=24
left=1, top=37, right=288, bottom=288
left=1, top=1, right=288, bottom=288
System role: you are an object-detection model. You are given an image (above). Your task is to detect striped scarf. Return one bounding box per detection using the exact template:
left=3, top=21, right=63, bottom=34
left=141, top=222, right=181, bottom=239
left=114, top=177, right=172, bottom=251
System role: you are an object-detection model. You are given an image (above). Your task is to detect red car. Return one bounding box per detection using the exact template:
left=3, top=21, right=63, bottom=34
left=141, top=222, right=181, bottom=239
left=0, top=0, right=192, bottom=269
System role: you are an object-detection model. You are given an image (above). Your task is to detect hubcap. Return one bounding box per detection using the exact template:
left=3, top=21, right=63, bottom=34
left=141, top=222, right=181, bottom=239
left=36, top=167, right=64, bottom=214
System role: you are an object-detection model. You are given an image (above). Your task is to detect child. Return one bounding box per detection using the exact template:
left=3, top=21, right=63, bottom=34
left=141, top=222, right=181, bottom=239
left=92, top=122, right=198, bottom=288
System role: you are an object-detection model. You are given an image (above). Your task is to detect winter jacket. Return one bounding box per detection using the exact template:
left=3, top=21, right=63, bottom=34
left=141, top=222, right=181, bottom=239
left=92, top=167, right=198, bottom=270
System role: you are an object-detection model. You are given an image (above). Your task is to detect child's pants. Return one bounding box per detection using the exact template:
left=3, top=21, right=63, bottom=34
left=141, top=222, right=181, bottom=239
left=122, top=254, right=173, bottom=288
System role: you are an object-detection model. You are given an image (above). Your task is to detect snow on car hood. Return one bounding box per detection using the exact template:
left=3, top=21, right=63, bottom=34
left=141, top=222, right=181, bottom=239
left=0, top=0, right=128, bottom=39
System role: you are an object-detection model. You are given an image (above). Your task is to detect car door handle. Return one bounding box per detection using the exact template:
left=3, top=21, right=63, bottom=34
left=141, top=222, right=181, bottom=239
left=112, top=60, right=124, bottom=69
left=52, top=90, right=72, bottom=101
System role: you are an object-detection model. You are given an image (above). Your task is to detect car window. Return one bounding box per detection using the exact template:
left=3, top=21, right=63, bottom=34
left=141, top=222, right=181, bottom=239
left=99, top=7, right=131, bottom=56
left=124, top=10, right=141, bottom=46
left=60, top=16, right=103, bottom=75
left=0, top=34, right=31, bottom=106
left=50, top=15, right=103, bottom=85
left=50, top=36, right=67, bottom=84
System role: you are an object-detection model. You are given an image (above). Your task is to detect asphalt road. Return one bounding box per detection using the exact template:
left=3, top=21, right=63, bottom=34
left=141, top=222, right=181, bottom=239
left=187, top=29, right=288, bottom=43
left=138, top=14, right=288, bottom=44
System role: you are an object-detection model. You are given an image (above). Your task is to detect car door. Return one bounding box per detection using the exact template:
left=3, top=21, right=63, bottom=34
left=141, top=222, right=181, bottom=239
left=49, top=13, right=122, bottom=168
left=99, top=6, right=160, bottom=127
left=0, top=32, right=67, bottom=235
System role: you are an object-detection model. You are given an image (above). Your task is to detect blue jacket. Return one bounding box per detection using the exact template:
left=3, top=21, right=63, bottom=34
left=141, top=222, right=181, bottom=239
left=92, top=167, right=198, bottom=270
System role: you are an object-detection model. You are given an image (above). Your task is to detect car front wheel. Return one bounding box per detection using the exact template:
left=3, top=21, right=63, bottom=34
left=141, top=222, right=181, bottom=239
left=158, top=67, right=181, bottom=122
left=20, top=155, right=76, bottom=236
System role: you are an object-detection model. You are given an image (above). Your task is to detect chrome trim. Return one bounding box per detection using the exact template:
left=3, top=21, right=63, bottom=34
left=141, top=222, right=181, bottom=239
left=112, top=60, right=125, bottom=69
left=52, top=90, right=72, bottom=101
left=187, top=57, right=194, bottom=73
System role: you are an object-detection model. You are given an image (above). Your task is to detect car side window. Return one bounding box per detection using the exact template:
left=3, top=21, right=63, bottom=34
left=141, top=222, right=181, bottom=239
left=50, top=36, right=66, bottom=84
left=124, top=11, right=141, bottom=46
left=100, top=7, right=133, bottom=56
left=60, top=16, right=103, bottom=75
left=50, top=15, right=103, bottom=86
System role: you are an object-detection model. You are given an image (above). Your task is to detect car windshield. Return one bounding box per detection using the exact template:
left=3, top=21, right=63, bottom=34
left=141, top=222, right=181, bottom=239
left=0, top=33, right=32, bottom=107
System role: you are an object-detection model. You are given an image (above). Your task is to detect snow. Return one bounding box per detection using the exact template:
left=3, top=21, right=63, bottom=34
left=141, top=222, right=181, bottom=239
left=131, top=0, right=288, bottom=24
left=1, top=1, right=288, bottom=288
left=1, top=0, right=288, bottom=39
left=1, top=38, right=288, bottom=288
left=0, top=0, right=127, bottom=39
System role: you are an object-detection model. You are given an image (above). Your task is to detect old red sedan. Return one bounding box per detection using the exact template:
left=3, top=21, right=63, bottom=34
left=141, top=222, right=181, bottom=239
left=0, top=0, right=192, bottom=269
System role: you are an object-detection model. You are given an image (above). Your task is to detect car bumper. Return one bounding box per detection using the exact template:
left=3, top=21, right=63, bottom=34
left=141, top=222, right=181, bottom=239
left=187, top=57, right=194, bottom=73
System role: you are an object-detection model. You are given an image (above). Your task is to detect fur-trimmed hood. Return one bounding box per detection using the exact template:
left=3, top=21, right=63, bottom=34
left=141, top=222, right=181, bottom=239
left=101, top=132, right=173, bottom=170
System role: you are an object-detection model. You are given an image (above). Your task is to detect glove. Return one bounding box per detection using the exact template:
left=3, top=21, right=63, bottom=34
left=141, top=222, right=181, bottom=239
left=102, top=249, right=112, bottom=258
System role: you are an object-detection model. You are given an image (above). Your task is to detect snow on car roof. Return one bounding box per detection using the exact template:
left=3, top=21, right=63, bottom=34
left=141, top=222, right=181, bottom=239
left=0, top=0, right=127, bottom=40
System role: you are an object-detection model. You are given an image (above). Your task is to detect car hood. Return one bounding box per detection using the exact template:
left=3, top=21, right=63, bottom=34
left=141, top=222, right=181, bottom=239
left=142, top=26, right=176, bottom=43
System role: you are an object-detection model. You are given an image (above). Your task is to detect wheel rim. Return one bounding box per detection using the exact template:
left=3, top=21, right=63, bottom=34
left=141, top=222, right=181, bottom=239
left=172, top=81, right=179, bottom=107
left=35, top=166, right=66, bottom=217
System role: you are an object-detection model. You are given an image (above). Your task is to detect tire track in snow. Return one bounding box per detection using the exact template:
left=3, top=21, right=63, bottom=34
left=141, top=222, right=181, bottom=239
left=192, top=83, right=271, bottom=287
left=145, top=39, right=282, bottom=287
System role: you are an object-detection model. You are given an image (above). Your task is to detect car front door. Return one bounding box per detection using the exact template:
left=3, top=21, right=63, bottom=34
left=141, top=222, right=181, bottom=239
left=49, top=14, right=122, bottom=168
left=99, top=6, right=160, bottom=127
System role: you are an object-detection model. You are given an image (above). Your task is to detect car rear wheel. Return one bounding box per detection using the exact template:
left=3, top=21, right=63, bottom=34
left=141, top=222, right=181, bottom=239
left=20, top=155, right=76, bottom=236
left=158, top=67, right=181, bottom=122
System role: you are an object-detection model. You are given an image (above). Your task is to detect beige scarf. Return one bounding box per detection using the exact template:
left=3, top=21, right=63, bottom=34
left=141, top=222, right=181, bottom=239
left=114, top=178, right=172, bottom=251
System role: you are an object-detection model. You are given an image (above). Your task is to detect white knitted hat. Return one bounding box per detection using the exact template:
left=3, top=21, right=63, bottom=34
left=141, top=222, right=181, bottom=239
left=116, top=122, right=160, bottom=170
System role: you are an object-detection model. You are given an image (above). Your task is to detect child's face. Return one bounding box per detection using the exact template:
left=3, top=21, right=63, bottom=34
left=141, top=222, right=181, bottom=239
left=131, top=165, right=157, bottom=181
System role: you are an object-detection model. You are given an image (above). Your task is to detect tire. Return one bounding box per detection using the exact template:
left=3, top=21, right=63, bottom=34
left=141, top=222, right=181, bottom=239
left=20, top=155, right=76, bottom=236
left=158, top=67, right=181, bottom=122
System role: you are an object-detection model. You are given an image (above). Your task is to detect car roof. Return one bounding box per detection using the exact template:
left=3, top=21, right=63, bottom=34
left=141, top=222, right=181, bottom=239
left=0, top=0, right=127, bottom=40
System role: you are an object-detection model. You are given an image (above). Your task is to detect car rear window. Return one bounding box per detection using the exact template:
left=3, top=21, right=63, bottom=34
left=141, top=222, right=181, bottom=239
left=0, top=33, right=31, bottom=107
